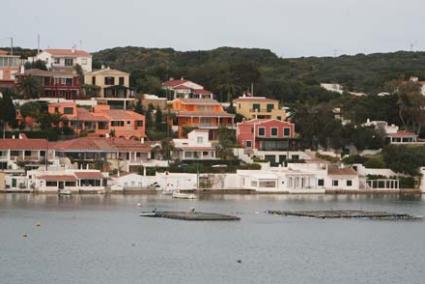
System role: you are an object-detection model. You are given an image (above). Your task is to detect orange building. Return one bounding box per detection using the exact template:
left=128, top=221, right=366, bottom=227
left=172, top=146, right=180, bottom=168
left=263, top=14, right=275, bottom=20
left=171, top=98, right=234, bottom=139
left=48, top=102, right=145, bottom=139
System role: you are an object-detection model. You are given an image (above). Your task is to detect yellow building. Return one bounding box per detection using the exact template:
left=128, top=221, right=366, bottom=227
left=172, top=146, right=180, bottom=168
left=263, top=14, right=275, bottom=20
left=233, top=96, right=286, bottom=121
left=84, top=67, right=134, bottom=109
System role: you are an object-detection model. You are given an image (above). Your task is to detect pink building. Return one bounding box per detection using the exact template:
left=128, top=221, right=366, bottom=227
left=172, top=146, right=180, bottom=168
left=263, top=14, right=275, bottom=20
left=236, top=119, right=296, bottom=151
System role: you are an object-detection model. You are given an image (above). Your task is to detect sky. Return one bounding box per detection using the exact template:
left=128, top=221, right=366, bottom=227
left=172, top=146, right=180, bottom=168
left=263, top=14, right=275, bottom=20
left=1, top=0, right=424, bottom=58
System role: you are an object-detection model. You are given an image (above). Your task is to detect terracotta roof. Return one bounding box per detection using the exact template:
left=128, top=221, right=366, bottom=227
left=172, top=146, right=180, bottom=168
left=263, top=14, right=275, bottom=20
left=0, top=50, right=8, bottom=55
left=238, top=119, right=292, bottom=127
left=162, top=79, right=188, bottom=87
left=192, top=89, right=212, bottom=95
left=176, top=111, right=234, bottom=118
left=233, top=96, right=277, bottom=103
left=38, top=175, right=77, bottom=182
left=387, top=131, right=417, bottom=137
left=74, top=172, right=104, bottom=180
left=175, top=146, right=215, bottom=150
left=178, top=98, right=220, bottom=105
left=51, top=137, right=151, bottom=153
left=22, top=68, right=76, bottom=77
left=328, top=167, right=357, bottom=176
left=44, top=48, right=91, bottom=57
left=0, top=138, right=49, bottom=150
left=104, top=110, right=145, bottom=120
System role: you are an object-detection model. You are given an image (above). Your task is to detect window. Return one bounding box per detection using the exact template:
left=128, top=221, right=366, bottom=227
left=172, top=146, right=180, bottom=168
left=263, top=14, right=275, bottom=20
left=40, top=151, right=46, bottom=157
left=266, top=104, right=274, bottom=112
left=276, top=116, right=282, bottom=121
left=347, top=180, right=352, bottom=187
left=55, top=107, right=59, bottom=113
left=251, top=181, right=258, bottom=187
left=185, top=152, right=192, bottom=158
left=81, top=58, right=87, bottom=65
left=245, top=141, right=252, bottom=148
left=197, top=136, right=204, bottom=144
left=271, top=127, right=278, bottom=136
left=92, top=76, right=96, bottom=85
left=203, top=151, right=209, bottom=156
left=64, top=107, right=74, bottom=114
left=332, top=180, right=339, bottom=187
left=292, top=155, right=299, bottom=161
left=46, top=181, right=57, bottom=187
left=119, top=77, right=125, bottom=85
left=136, top=121, right=144, bottom=127
left=111, top=121, right=124, bottom=127
left=259, top=181, right=276, bottom=188
left=24, top=151, right=31, bottom=156
left=283, top=127, right=290, bottom=137
left=54, top=58, right=60, bottom=64
left=65, top=182, right=76, bottom=187
left=64, top=58, right=73, bottom=66
left=258, top=127, right=265, bottom=136
left=253, top=103, right=260, bottom=112
left=105, top=77, right=115, bottom=85
left=65, top=78, right=73, bottom=86
left=318, top=179, right=324, bottom=186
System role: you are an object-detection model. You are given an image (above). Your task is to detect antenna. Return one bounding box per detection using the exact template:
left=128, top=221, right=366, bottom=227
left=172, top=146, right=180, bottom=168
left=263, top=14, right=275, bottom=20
left=9, top=37, right=13, bottom=55
left=79, top=40, right=82, bottom=50
left=37, top=34, right=40, bottom=53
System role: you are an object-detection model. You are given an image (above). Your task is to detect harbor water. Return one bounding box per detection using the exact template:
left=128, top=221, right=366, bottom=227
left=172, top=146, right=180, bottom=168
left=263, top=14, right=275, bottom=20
left=0, top=193, right=424, bottom=284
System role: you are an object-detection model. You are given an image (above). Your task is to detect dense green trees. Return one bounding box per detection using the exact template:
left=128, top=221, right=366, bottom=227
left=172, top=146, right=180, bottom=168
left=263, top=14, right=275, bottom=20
left=0, top=89, right=17, bottom=131
left=383, top=145, right=425, bottom=176
left=17, top=75, right=42, bottom=99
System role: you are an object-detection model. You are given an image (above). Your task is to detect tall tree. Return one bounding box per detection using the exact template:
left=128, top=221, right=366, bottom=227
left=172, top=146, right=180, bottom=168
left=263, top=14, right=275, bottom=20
left=17, top=75, right=42, bottom=99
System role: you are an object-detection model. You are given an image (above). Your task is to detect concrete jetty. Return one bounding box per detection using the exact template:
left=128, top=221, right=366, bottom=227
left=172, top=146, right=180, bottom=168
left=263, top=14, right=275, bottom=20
left=267, top=210, right=422, bottom=220
left=140, top=210, right=240, bottom=221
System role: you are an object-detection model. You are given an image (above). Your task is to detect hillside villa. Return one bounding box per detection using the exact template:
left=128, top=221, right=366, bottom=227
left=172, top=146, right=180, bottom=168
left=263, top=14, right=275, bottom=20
left=84, top=67, right=135, bottom=109
left=172, top=129, right=217, bottom=161
left=28, top=48, right=92, bottom=72
left=17, top=68, right=82, bottom=99
left=162, top=78, right=214, bottom=100
left=171, top=98, right=234, bottom=139
left=48, top=102, right=145, bottom=139
left=233, top=95, right=287, bottom=121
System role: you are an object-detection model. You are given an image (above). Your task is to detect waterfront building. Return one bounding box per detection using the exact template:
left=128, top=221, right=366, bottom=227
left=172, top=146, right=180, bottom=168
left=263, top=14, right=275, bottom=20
left=171, top=98, right=234, bottom=139
left=84, top=67, right=135, bottom=109
left=29, top=48, right=92, bottom=72
left=172, top=129, right=217, bottom=161
left=0, top=137, right=52, bottom=169
left=26, top=168, right=107, bottom=193
left=162, top=78, right=213, bottom=100
left=232, top=95, right=287, bottom=121
left=48, top=102, right=145, bottom=139
left=17, top=68, right=82, bottom=99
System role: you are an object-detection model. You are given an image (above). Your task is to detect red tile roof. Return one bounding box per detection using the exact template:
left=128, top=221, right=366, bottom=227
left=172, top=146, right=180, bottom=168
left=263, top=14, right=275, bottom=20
left=162, top=79, right=188, bottom=87
left=74, top=172, right=104, bottom=180
left=0, top=138, right=49, bottom=150
left=238, top=119, right=292, bottom=127
left=176, top=111, right=234, bottom=118
left=45, top=48, right=91, bottom=57
left=51, top=137, right=151, bottom=153
left=38, top=175, right=77, bottom=182
left=233, top=96, right=277, bottom=103
left=387, top=130, right=417, bottom=137
left=178, top=98, right=220, bottom=105
left=192, top=89, right=212, bottom=95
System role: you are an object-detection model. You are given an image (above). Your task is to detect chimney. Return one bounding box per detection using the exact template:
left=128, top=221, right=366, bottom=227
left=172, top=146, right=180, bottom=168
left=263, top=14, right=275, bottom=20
left=140, top=137, right=144, bottom=144
left=169, top=77, right=174, bottom=81
left=101, top=64, right=105, bottom=70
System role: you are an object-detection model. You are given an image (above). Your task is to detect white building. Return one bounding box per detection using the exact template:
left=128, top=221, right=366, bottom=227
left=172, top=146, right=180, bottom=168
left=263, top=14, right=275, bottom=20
left=173, top=129, right=217, bottom=160
left=161, top=78, right=213, bottom=100
left=26, top=168, right=107, bottom=193
left=29, top=48, right=92, bottom=72
left=363, top=119, right=419, bottom=144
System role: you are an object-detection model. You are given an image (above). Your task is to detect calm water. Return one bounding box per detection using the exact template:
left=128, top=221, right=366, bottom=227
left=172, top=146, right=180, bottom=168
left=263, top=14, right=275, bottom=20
left=0, top=193, right=424, bottom=284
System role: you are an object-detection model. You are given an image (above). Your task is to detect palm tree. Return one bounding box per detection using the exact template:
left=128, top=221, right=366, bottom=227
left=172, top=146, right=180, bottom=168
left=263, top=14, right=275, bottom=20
left=17, top=75, right=42, bottom=99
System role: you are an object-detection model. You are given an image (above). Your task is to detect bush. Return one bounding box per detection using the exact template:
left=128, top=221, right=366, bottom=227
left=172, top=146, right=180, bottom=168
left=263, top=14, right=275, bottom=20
left=364, top=157, right=385, bottom=168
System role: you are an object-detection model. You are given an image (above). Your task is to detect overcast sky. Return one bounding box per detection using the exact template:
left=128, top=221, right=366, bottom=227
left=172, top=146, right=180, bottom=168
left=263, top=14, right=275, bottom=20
left=1, top=0, right=424, bottom=58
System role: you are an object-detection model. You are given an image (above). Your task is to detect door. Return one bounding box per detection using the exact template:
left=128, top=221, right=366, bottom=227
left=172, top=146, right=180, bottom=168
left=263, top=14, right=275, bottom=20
left=59, top=182, right=64, bottom=190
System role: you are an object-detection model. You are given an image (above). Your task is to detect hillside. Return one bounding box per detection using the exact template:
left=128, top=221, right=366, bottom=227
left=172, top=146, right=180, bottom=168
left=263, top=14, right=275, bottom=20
left=92, top=47, right=425, bottom=102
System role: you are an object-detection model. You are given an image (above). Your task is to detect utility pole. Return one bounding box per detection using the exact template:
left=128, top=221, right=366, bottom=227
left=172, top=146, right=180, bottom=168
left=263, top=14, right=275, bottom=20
left=10, top=37, right=13, bottom=55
